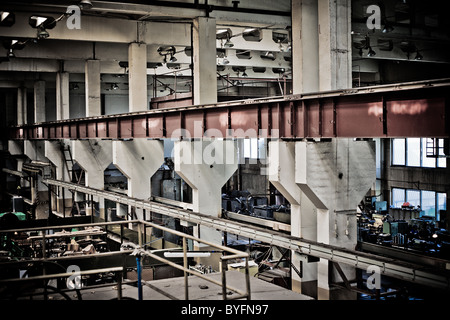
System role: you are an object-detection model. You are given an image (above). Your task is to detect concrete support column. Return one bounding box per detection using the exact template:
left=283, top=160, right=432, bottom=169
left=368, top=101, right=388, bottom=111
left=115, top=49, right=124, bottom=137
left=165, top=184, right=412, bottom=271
left=318, top=0, right=352, bottom=91
left=128, top=42, right=148, bottom=112
left=24, top=140, right=48, bottom=219
left=192, top=17, right=217, bottom=105
left=291, top=0, right=319, bottom=94
left=8, top=140, right=27, bottom=188
left=85, top=59, right=101, bottom=117
left=295, top=139, right=375, bottom=299
left=268, top=141, right=318, bottom=297
left=72, top=140, right=112, bottom=218
left=56, top=72, right=70, bottom=121
left=17, top=87, right=27, bottom=126
left=45, top=140, right=71, bottom=215
left=112, top=139, right=164, bottom=219
left=174, top=139, right=237, bottom=268
left=34, top=80, right=45, bottom=123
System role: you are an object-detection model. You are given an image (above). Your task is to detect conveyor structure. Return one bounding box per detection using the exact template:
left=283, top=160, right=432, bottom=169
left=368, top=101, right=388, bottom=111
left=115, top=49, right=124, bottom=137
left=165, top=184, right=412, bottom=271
left=45, top=179, right=450, bottom=292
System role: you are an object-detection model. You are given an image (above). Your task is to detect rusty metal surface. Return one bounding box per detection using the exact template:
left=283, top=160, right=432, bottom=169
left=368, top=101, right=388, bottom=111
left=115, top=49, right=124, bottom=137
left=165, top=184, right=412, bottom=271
left=9, top=78, right=450, bottom=140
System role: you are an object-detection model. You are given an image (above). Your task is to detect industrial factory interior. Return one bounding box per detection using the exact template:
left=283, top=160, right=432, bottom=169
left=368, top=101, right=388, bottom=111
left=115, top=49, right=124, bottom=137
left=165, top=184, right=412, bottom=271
left=0, top=0, right=450, bottom=305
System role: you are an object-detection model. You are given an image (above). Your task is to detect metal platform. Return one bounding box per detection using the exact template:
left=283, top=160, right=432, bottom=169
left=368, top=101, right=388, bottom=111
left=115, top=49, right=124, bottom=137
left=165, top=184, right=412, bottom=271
left=77, top=271, right=313, bottom=300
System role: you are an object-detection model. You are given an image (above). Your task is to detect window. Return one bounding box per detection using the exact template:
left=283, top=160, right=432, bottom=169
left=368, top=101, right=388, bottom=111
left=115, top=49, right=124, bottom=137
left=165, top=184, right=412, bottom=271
left=391, top=188, right=446, bottom=217
left=406, top=138, right=420, bottom=167
left=421, top=138, right=436, bottom=168
left=406, top=189, right=420, bottom=207
left=392, top=188, right=405, bottom=208
left=392, top=138, right=446, bottom=168
left=437, top=193, right=447, bottom=220
left=421, top=190, right=436, bottom=216
left=243, top=138, right=265, bottom=160
left=392, top=139, right=405, bottom=165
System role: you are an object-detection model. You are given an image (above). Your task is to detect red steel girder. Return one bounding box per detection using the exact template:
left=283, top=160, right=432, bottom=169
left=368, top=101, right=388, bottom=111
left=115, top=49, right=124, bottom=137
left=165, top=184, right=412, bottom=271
left=9, top=78, right=450, bottom=140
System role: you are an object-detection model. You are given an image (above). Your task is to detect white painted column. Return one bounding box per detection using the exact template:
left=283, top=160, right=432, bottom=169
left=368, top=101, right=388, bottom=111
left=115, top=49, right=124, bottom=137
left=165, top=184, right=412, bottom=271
left=8, top=140, right=25, bottom=178
left=34, top=80, right=45, bottom=123
left=192, top=17, right=217, bottom=105
left=45, top=140, right=71, bottom=215
left=113, top=139, right=164, bottom=219
left=24, top=140, right=48, bottom=219
left=72, top=140, right=112, bottom=218
left=24, top=140, right=46, bottom=162
left=295, top=139, right=376, bottom=300
left=128, top=42, right=148, bottom=112
left=268, top=141, right=318, bottom=296
left=85, top=59, right=101, bottom=117
left=174, top=140, right=237, bottom=246
left=318, top=0, right=352, bottom=91
left=291, top=0, right=319, bottom=94
left=17, top=87, right=26, bottom=126
left=56, top=72, right=70, bottom=121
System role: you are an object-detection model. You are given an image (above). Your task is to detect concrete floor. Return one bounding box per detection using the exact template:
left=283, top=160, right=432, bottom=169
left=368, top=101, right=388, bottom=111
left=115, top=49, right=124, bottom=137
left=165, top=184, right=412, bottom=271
left=76, top=270, right=313, bottom=300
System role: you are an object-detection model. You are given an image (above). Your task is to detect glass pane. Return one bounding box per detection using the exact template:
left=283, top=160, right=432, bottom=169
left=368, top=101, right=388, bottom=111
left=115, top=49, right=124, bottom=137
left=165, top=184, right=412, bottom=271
left=257, top=138, right=266, bottom=159
left=250, top=138, right=258, bottom=159
left=421, top=190, right=436, bottom=217
left=438, top=139, right=447, bottom=168
left=422, top=138, right=436, bottom=168
left=243, top=138, right=250, bottom=158
left=437, top=193, right=447, bottom=221
left=392, top=188, right=405, bottom=208
left=437, top=192, right=447, bottom=211
left=406, top=189, right=420, bottom=208
left=392, top=139, right=405, bottom=165
left=406, top=138, right=420, bottom=167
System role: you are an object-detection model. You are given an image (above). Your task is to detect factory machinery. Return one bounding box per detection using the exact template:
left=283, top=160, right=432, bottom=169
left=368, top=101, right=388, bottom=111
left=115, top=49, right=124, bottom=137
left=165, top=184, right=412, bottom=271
left=222, top=190, right=291, bottom=225
left=357, top=197, right=450, bottom=262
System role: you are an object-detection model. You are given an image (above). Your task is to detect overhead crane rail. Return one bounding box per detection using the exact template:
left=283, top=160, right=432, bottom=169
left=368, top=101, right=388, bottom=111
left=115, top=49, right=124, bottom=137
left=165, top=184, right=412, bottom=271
left=45, top=179, right=450, bottom=292
left=9, top=78, right=450, bottom=140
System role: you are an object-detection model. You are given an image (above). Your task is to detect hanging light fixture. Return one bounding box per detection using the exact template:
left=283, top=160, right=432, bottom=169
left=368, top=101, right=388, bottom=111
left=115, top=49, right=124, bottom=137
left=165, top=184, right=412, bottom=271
left=262, top=51, right=275, bottom=60
left=224, top=36, right=234, bottom=48
left=169, top=53, right=177, bottom=63
left=29, top=15, right=57, bottom=39
left=2, top=39, right=27, bottom=58
left=79, top=0, right=93, bottom=9
left=217, top=28, right=234, bottom=48
left=414, top=50, right=423, bottom=61
left=0, top=11, right=15, bottom=27
left=37, top=26, right=50, bottom=39
left=382, top=21, right=394, bottom=33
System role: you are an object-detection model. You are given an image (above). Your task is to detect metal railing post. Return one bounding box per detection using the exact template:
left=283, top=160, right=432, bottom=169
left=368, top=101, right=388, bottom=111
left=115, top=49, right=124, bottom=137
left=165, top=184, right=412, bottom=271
left=116, top=271, right=123, bottom=300
left=221, top=259, right=227, bottom=300
left=183, top=236, right=189, bottom=300
left=245, top=257, right=251, bottom=300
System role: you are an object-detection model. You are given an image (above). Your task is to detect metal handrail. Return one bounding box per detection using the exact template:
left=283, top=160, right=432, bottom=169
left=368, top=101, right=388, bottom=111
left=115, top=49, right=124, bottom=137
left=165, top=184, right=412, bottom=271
left=0, top=218, right=251, bottom=300
left=40, top=179, right=450, bottom=291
